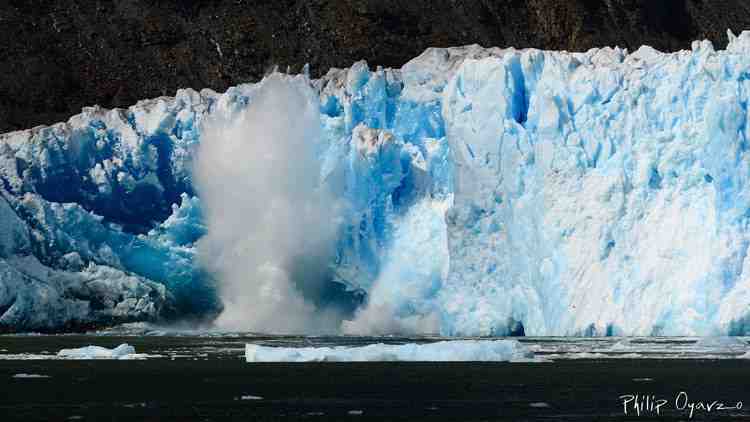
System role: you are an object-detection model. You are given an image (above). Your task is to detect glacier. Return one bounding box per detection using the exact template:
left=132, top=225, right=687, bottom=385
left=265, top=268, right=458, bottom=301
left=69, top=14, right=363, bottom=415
left=2, top=31, right=750, bottom=335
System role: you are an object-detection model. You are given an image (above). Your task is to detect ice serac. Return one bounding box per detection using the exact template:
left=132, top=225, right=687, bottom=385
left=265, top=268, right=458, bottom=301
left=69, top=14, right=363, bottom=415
left=0, top=87, right=221, bottom=331
left=441, top=31, right=750, bottom=336
left=3, top=31, right=750, bottom=335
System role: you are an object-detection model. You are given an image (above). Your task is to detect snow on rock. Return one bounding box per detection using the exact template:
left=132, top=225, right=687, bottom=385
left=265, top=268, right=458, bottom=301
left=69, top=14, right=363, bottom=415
left=57, top=343, right=136, bottom=359
left=3, top=32, right=750, bottom=335
left=245, top=340, right=535, bottom=362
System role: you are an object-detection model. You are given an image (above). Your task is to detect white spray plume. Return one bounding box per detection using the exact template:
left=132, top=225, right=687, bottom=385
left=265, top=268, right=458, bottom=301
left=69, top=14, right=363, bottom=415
left=194, top=74, right=343, bottom=333
left=341, top=198, right=450, bottom=336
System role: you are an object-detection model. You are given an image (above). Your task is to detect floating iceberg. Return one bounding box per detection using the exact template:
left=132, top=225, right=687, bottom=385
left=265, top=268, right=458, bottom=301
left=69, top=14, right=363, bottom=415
left=57, top=343, right=136, bottom=359
left=3, top=31, right=750, bottom=335
left=245, top=340, right=535, bottom=362
left=693, top=337, right=748, bottom=351
left=12, top=373, right=51, bottom=378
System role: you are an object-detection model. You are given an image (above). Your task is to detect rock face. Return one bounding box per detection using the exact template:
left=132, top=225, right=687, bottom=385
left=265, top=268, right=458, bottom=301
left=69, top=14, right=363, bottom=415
left=2, top=0, right=750, bottom=133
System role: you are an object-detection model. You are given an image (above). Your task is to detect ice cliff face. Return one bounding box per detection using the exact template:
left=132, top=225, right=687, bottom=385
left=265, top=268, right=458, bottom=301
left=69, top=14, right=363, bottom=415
left=2, top=31, right=750, bottom=335
left=441, top=32, right=750, bottom=336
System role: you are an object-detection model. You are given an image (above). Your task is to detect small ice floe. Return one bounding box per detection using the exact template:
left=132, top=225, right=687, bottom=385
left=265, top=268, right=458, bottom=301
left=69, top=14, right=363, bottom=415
left=0, top=353, right=56, bottom=360
left=12, top=373, right=51, bottom=379
left=632, top=378, right=654, bottom=382
left=693, top=337, right=749, bottom=358
left=559, top=352, right=609, bottom=359
left=693, top=337, right=748, bottom=351
left=609, top=339, right=632, bottom=351
left=240, top=395, right=263, bottom=400
left=245, top=340, right=536, bottom=362
left=347, top=410, right=364, bottom=415
left=529, top=402, right=550, bottom=408
left=57, top=343, right=136, bottom=359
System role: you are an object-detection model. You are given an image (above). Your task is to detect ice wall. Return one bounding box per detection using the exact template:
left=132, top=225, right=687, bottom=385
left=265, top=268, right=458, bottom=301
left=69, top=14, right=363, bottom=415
left=440, top=33, right=750, bottom=336
left=2, top=31, right=750, bottom=335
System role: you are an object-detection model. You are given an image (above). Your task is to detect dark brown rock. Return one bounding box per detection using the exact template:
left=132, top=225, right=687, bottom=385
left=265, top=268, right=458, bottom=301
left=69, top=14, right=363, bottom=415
left=1, top=0, right=749, bottom=133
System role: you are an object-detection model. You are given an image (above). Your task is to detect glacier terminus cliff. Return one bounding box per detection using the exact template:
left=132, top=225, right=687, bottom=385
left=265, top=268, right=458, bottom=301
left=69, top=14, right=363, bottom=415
left=2, top=31, right=750, bottom=336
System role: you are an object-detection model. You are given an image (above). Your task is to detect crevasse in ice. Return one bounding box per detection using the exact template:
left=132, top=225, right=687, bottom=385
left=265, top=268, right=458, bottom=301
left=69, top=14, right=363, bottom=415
left=2, top=31, right=750, bottom=335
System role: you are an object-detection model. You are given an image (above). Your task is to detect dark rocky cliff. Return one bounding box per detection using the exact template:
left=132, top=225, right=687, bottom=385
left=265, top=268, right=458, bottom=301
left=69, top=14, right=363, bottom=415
left=1, top=0, right=749, bottom=133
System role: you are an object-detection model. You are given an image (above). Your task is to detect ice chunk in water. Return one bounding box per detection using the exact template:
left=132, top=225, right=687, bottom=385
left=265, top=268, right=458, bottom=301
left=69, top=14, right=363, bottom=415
left=245, top=340, right=535, bottom=362
left=57, top=343, right=136, bottom=359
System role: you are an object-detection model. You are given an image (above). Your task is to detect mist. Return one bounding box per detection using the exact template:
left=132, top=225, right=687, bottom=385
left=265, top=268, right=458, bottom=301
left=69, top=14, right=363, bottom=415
left=341, top=199, right=450, bottom=336
left=194, top=74, right=343, bottom=333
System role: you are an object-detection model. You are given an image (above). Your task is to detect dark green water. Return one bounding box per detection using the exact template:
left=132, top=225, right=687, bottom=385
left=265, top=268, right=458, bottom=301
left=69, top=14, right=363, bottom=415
left=1, top=333, right=750, bottom=420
